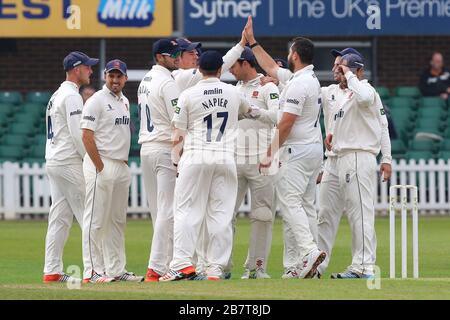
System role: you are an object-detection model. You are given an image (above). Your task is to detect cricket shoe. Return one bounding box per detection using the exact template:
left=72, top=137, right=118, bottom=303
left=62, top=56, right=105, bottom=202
left=144, top=268, right=162, bottom=282
left=281, top=267, right=299, bottom=279
left=189, top=272, right=208, bottom=281
left=43, top=273, right=81, bottom=284
left=298, top=249, right=327, bottom=279
left=83, top=272, right=116, bottom=284
left=331, top=271, right=374, bottom=279
left=159, top=266, right=196, bottom=282
left=191, top=273, right=221, bottom=280
left=249, top=268, right=271, bottom=279
left=115, top=272, right=144, bottom=282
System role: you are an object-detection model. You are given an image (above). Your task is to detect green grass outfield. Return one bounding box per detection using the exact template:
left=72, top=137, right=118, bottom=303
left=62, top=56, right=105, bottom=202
left=0, top=216, right=449, bottom=300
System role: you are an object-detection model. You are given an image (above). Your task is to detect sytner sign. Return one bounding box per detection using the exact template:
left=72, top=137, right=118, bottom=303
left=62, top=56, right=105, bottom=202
left=184, top=0, right=450, bottom=36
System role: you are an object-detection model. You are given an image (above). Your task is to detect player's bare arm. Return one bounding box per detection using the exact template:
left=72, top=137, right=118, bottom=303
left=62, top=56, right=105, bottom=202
left=219, top=30, right=247, bottom=76
left=171, top=128, right=186, bottom=166
left=316, top=172, right=324, bottom=184
left=325, top=133, right=333, bottom=151
left=380, top=163, right=392, bottom=182
left=243, top=16, right=279, bottom=79
left=82, top=129, right=104, bottom=172
left=239, top=29, right=246, bottom=48
left=260, top=76, right=279, bottom=87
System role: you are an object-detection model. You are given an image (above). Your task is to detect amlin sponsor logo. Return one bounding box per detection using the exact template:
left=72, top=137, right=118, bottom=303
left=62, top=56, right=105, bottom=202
left=97, top=0, right=155, bottom=27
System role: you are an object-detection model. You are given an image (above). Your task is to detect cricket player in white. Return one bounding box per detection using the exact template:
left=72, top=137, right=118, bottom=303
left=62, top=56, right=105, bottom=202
left=43, top=51, right=98, bottom=283
left=258, top=58, right=302, bottom=277
left=244, top=16, right=326, bottom=278
left=81, top=60, right=143, bottom=283
left=173, top=36, right=247, bottom=278
left=281, top=48, right=364, bottom=277
left=228, top=47, right=279, bottom=279
left=138, top=39, right=182, bottom=282
left=159, top=51, right=257, bottom=281
left=316, top=49, right=392, bottom=278
left=325, top=53, right=392, bottom=278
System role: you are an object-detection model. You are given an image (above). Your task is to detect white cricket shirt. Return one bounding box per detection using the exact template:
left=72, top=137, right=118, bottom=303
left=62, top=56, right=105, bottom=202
left=324, top=83, right=392, bottom=164
left=330, top=71, right=391, bottom=160
left=321, top=84, right=348, bottom=158
left=277, top=65, right=323, bottom=147
left=45, top=81, right=85, bottom=165
left=137, top=65, right=180, bottom=150
left=80, top=85, right=131, bottom=161
left=172, top=78, right=250, bottom=155
left=235, top=74, right=279, bottom=158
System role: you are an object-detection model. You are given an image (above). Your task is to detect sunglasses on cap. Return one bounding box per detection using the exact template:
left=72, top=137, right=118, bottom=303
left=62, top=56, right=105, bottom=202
left=161, top=51, right=181, bottom=59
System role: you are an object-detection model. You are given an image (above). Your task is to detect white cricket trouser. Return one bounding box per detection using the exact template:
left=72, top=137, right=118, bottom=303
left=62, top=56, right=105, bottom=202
left=82, top=156, right=130, bottom=279
left=277, top=145, right=322, bottom=260
left=317, top=156, right=345, bottom=275
left=272, top=186, right=296, bottom=270
left=141, top=146, right=177, bottom=275
left=281, top=174, right=320, bottom=270
left=337, top=151, right=378, bottom=275
left=271, top=173, right=300, bottom=271
left=44, top=163, right=84, bottom=275
left=194, top=221, right=209, bottom=274
left=282, top=222, right=299, bottom=270
left=230, top=163, right=274, bottom=272
left=170, top=151, right=237, bottom=278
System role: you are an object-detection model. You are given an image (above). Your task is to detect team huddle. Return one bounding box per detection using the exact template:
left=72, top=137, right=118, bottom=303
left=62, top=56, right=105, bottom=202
left=42, top=16, right=392, bottom=284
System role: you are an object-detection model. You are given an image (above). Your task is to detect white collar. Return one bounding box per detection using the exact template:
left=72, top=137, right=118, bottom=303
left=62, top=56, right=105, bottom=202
left=198, top=77, right=221, bottom=84
left=62, top=81, right=79, bottom=91
left=293, top=65, right=314, bottom=77
left=153, top=64, right=175, bottom=77
left=102, top=84, right=123, bottom=101
left=239, top=74, right=264, bottom=87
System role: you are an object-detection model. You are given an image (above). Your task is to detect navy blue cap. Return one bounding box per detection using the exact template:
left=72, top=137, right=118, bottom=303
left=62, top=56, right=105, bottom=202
left=238, top=47, right=256, bottom=63
left=63, top=51, right=99, bottom=71
left=274, top=58, right=288, bottom=69
left=153, top=38, right=181, bottom=57
left=331, top=47, right=363, bottom=59
left=199, top=51, right=223, bottom=71
left=176, top=38, right=202, bottom=52
left=105, top=59, right=127, bottom=75
left=341, top=53, right=365, bottom=69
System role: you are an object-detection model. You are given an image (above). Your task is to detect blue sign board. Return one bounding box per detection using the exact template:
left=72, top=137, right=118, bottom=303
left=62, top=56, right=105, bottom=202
left=184, top=0, right=450, bottom=36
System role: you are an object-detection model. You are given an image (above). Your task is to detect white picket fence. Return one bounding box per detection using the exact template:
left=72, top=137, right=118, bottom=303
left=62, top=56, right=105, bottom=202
left=0, top=159, right=450, bottom=220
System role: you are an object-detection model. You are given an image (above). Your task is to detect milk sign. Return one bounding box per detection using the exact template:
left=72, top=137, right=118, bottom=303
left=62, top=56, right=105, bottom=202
left=97, top=0, right=155, bottom=27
